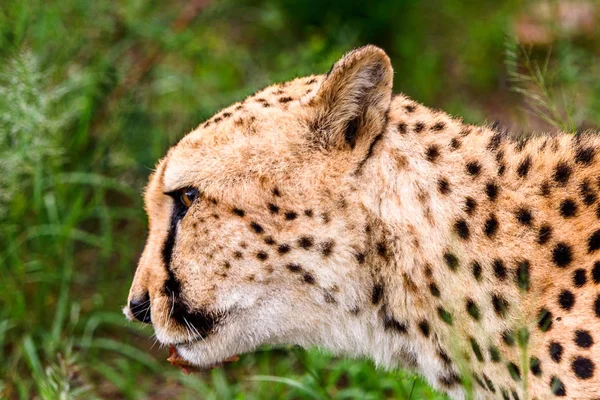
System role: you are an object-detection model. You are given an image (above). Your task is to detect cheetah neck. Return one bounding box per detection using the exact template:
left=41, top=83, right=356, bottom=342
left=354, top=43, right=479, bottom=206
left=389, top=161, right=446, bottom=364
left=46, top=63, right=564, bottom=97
left=357, top=95, right=600, bottom=399
left=358, top=96, right=526, bottom=397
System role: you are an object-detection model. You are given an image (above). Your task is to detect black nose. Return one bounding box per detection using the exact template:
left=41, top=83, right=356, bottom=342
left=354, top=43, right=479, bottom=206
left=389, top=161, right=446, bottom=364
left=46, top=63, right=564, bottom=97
left=129, top=293, right=152, bottom=324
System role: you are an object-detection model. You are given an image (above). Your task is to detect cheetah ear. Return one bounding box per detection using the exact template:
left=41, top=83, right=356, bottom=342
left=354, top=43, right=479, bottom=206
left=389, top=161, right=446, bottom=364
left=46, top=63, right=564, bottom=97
left=310, top=45, right=393, bottom=150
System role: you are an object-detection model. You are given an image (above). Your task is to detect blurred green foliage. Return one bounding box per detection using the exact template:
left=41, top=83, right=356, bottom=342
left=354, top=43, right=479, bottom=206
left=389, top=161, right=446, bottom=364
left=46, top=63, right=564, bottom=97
left=0, top=0, right=598, bottom=398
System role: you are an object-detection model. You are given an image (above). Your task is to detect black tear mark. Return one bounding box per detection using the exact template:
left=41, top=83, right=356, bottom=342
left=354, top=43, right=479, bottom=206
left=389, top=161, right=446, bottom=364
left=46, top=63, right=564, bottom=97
left=162, top=194, right=191, bottom=295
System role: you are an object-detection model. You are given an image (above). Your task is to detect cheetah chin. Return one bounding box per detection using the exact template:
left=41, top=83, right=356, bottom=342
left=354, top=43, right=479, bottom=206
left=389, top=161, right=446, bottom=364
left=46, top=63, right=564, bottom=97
left=125, top=45, right=600, bottom=399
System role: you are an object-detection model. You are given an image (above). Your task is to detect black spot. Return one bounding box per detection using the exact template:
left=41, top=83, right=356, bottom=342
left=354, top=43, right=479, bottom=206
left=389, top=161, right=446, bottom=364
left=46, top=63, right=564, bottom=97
left=354, top=252, right=366, bottom=264
left=286, top=263, right=302, bottom=273
left=437, top=306, right=453, bottom=325
left=486, top=181, right=499, bottom=201
left=438, top=178, right=451, bottom=195
left=595, top=294, right=600, bottom=318
left=264, top=236, right=276, bottom=245
left=489, top=346, right=501, bottom=362
left=466, top=161, right=481, bottom=176
left=549, top=342, right=563, bottom=362
left=232, top=208, right=245, bottom=217
left=298, top=236, right=314, bottom=249
left=597, top=203, right=600, bottom=218
left=571, top=356, right=595, bottom=379
left=397, top=122, right=407, bottom=134
left=483, top=374, right=496, bottom=393
left=284, top=211, right=298, bottom=221
left=464, top=197, right=477, bottom=215
left=550, top=376, right=566, bottom=396
left=450, top=137, right=461, bottom=150
left=432, top=121, right=446, bottom=131
left=256, top=251, right=268, bottom=261
left=304, top=209, right=313, bottom=217
left=472, top=261, right=482, bottom=281
left=573, top=268, right=587, bottom=287
left=470, top=338, right=484, bottom=361
left=559, top=199, right=578, bottom=218
left=376, top=242, right=387, bottom=258
left=552, top=242, right=573, bottom=268
left=414, top=122, right=425, bottom=133
left=418, top=320, right=430, bottom=337
left=278, top=96, right=293, bottom=103
left=574, top=330, right=594, bottom=348
left=268, top=203, right=279, bottom=214
left=501, top=389, right=510, bottom=400
left=537, top=308, right=553, bottom=332
left=426, top=145, right=440, bottom=162
left=382, top=313, right=408, bottom=333
left=492, top=294, right=510, bottom=317
left=272, top=188, right=281, bottom=197
left=473, top=374, right=486, bottom=390
left=444, top=252, right=459, bottom=271
left=588, top=230, right=600, bottom=253
left=371, top=283, right=384, bottom=305
left=538, top=224, right=552, bottom=245
left=515, top=207, right=533, bottom=225
left=488, top=132, right=502, bottom=150
left=438, top=348, right=452, bottom=365
left=517, top=156, right=532, bottom=177
left=484, top=214, right=498, bottom=237
left=515, top=137, right=529, bottom=152
left=302, top=272, right=315, bottom=284
left=404, top=104, right=416, bottom=113
left=593, top=261, right=600, bottom=284
left=575, top=146, right=595, bottom=165
left=320, top=240, right=335, bottom=257
left=323, top=291, right=336, bottom=304
left=439, top=373, right=461, bottom=388
left=530, top=357, right=542, bottom=376
left=540, top=181, right=551, bottom=197
left=503, top=330, right=515, bottom=346
left=429, top=283, right=441, bottom=297
left=507, top=362, right=521, bottom=381
left=515, top=260, right=530, bottom=291
left=233, top=251, right=243, bottom=259
left=250, top=222, right=264, bottom=234
left=553, top=162, right=572, bottom=186
left=277, top=244, right=291, bottom=254
left=466, top=299, right=481, bottom=321
left=498, top=163, right=506, bottom=176
left=580, top=180, right=597, bottom=205
left=493, top=259, right=507, bottom=280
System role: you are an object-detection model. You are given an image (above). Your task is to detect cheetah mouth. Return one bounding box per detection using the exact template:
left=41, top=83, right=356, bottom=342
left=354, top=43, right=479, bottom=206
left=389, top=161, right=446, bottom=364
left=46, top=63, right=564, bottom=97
left=167, top=345, right=239, bottom=374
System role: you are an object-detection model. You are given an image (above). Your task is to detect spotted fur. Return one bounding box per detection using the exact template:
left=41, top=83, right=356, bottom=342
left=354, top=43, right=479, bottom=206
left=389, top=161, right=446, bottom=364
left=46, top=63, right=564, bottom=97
left=125, top=46, right=600, bottom=399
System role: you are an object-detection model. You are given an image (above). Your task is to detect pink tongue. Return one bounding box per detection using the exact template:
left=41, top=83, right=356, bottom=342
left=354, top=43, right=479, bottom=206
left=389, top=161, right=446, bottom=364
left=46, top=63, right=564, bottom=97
left=167, top=345, right=239, bottom=374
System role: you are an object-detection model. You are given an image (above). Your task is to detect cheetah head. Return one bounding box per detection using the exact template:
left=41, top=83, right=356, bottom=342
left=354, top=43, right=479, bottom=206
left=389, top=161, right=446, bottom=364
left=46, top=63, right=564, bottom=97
left=125, top=46, right=396, bottom=369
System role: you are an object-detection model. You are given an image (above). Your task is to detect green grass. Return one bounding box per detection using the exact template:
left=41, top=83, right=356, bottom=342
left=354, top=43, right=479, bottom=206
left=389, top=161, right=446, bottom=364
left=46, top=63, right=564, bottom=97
left=1, top=1, right=598, bottom=399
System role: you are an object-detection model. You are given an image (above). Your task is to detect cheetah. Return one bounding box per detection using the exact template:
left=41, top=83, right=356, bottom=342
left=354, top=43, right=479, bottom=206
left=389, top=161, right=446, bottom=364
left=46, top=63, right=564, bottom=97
left=125, top=46, right=600, bottom=399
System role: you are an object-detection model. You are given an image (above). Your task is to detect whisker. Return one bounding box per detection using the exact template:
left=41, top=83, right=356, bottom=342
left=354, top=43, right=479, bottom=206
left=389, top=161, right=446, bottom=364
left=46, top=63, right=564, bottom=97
left=168, top=292, right=176, bottom=321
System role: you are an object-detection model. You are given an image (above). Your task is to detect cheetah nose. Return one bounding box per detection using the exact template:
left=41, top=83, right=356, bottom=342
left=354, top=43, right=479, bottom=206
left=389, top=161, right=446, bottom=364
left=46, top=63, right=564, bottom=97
left=129, top=292, right=152, bottom=324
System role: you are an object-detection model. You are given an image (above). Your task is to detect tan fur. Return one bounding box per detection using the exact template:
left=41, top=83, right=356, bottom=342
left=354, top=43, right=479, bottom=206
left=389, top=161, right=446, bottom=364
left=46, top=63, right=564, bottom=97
left=126, top=46, right=600, bottom=399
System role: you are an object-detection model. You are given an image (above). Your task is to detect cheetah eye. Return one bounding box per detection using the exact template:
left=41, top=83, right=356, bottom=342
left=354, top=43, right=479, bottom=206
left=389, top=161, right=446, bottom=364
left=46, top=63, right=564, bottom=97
left=179, top=188, right=199, bottom=208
